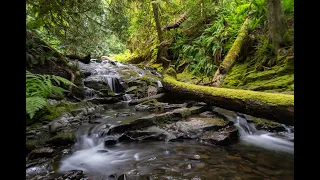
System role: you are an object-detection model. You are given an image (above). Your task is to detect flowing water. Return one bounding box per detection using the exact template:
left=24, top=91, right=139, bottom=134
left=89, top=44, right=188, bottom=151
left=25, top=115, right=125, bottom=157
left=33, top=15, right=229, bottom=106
left=56, top=104, right=293, bottom=179
left=43, top=60, right=294, bottom=179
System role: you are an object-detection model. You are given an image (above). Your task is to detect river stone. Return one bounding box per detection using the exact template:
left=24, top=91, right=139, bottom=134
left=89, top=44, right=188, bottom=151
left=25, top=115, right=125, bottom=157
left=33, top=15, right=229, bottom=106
left=118, top=127, right=175, bottom=142
left=104, top=137, right=117, bottom=146
left=199, top=111, right=216, bottom=118
left=200, top=126, right=239, bottom=145
left=28, top=147, right=54, bottom=160
left=108, top=106, right=208, bottom=135
left=84, top=78, right=110, bottom=91
left=48, top=114, right=72, bottom=134
left=125, top=86, right=138, bottom=93
left=115, top=112, right=134, bottom=117
left=87, top=97, right=121, bottom=104
left=53, top=170, right=87, bottom=180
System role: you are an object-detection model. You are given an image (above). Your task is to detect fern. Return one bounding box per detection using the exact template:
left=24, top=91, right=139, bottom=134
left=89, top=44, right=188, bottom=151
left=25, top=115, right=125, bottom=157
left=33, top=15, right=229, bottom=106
left=26, top=97, right=47, bottom=119
left=26, top=71, right=75, bottom=119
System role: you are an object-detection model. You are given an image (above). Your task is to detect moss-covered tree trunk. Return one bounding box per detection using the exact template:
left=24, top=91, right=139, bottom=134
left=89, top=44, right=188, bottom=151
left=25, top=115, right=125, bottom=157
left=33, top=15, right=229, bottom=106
left=163, top=75, right=294, bottom=125
left=266, top=0, right=286, bottom=52
left=211, top=18, right=251, bottom=87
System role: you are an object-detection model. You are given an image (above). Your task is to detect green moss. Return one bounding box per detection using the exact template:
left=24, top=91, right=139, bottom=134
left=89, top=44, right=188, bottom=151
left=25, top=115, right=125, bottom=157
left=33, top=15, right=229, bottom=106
left=149, top=63, right=163, bottom=72
left=26, top=140, right=40, bottom=151
left=164, top=67, right=177, bottom=79
left=50, top=131, right=76, bottom=141
left=138, top=76, right=156, bottom=86
left=246, top=115, right=281, bottom=128
left=164, top=75, right=294, bottom=107
left=40, top=101, right=76, bottom=121
left=220, top=18, right=251, bottom=72
left=123, top=117, right=138, bottom=124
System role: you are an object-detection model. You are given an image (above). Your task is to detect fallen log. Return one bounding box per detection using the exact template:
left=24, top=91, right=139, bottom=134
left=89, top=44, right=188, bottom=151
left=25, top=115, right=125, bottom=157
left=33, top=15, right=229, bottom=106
left=129, top=93, right=165, bottom=105
left=163, top=75, right=294, bottom=125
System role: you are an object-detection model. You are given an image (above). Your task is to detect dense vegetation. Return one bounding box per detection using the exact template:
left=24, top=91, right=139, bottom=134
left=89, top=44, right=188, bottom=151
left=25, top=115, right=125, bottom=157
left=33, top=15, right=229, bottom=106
left=26, top=0, right=294, bottom=122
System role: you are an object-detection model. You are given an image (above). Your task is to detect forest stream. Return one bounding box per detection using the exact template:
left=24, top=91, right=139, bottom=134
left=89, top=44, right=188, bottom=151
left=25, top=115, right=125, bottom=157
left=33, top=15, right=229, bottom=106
left=26, top=59, right=294, bottom=180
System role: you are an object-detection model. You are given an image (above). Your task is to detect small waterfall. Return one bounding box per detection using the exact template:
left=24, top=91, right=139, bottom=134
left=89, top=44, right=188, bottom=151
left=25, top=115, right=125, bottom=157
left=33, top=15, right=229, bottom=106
left=84, top=87, right=95, bottom=97
left=105, top=77, right=123, bottom=93
left=233, top=115, right=294, bottom=153
left=123, top=94, right=132, bottom=102
left=157, top=81, right=163, bottom=88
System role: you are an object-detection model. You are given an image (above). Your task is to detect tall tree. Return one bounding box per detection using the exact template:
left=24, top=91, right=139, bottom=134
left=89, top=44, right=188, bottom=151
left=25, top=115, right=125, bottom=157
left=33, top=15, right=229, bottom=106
left=266, top=0, right=286, bottom=52
left=152, top=1, right=170, bottom=68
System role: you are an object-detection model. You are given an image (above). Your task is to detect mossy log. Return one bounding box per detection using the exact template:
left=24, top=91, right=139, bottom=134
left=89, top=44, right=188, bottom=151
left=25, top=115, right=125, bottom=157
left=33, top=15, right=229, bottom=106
left=212, top=18, right=251, bottom=87
left=163, top=75, right=294, bottom=125
left=129, top=93, right=165, bottom=105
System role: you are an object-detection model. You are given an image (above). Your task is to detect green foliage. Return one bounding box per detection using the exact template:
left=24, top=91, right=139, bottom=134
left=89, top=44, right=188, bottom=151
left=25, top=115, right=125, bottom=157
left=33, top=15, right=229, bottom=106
left=172, top=0, right=253, bottom=77
left=26, top=0, right=129, bottom=57
left=26, top=71, right=75, bottom=119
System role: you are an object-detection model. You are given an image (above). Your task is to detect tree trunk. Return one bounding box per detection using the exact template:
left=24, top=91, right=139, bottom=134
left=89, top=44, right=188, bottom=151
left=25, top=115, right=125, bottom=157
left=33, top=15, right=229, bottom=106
left=266, top=0, right=286, bottom=52
left=152, top=1, right=163, bottom=43
left=163, top=75, right=294, bottom=125
left=211, top=18, right=251, bottom=87
left=152, top=1, right=170, bottom=68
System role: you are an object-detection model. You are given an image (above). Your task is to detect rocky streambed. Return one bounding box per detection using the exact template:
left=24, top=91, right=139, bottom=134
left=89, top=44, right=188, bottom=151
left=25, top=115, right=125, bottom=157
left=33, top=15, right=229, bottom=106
left=26, top=59, right=294, bottom=180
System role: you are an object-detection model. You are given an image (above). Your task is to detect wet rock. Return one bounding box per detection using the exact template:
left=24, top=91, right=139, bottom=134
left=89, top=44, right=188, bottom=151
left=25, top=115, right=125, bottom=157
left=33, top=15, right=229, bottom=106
left=128, top=80, right=147, bottom=87
left=115, top=112, right=134, bottom=117
left=97, top=149, right=109, bottom=153
left=28, top=147, right=54, bottom=160
left=53, top=170, right=87, bottom=180
left=104, top=137, right=117, bottom=146
left=109, top=106, right=208, bottom=135
left=200, top=126, right=239, bottom=145
left=87, top=97, right=121, bottom=104
left=118, top=174, right=128, bottom=180
left=199, top=111, right=216, bottom=118
left=48, top=113, right=73, bottom=134
left=118, top=127, right=174, bottom=142
left=125, top=86, right=138, bottom=94
left=46, top=131, right=76, bottom=146
left=84, top=78, right=111, bottom=91
left=244, top=114, right=286, bottom=132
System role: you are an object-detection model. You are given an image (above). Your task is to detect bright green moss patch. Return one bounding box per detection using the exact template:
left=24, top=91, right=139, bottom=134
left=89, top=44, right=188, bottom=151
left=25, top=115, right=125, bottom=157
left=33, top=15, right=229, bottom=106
left=164, top=75, right=294, bottom=107
left=223, top=56, right=294, bottom=92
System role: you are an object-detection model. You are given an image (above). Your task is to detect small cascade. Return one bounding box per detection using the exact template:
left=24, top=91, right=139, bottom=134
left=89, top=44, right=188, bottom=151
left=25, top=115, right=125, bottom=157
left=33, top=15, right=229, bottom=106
left=84, top=87, right=95, bottom=97
left=123, top=94, right=132, bottom=102
left=105, top=77, right=124, bottom=93
left=233, top=115, right=294, bottom=153
left=157, top=81, right=163, bottom=88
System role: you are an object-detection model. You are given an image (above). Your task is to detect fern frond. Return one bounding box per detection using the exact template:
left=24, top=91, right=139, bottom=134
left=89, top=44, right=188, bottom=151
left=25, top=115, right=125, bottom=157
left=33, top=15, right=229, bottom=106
left=26, top=96, right=47, bottom=119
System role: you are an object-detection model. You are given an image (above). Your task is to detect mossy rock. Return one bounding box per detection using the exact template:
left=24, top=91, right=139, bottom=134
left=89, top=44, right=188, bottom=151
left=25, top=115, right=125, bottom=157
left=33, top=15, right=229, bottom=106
left=125, top=86, right=138, bottom=94
left=164, top=67, right=177, bottom=79
left=46, top=131, right=76, bottom=146
left=244, top=114, right=285, bottom=132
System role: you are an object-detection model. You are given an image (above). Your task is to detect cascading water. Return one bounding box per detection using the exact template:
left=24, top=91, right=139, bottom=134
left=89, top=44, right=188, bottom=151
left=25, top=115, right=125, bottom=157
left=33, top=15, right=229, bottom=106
left=222, top=110, right=294, bottom=153
left=55, top=61, right=293, bottom=179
